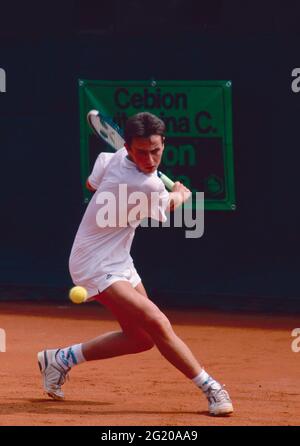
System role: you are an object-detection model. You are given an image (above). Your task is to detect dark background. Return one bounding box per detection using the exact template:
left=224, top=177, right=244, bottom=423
left=0, top=0, right=300, bottom=311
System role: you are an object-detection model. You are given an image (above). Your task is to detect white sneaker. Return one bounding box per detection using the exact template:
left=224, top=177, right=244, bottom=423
left=205, top=383, right=234, bottom=416
left=37, top=349, right=69, bottom=400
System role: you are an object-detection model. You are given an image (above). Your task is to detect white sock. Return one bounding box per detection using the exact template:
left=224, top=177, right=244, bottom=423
left=56, top=343, right=86, bottom=371
left=192, top=369, right=221, bottom=392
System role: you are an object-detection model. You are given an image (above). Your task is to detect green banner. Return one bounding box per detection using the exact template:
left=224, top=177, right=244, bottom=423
left=78, top=79, right=235, bottom=210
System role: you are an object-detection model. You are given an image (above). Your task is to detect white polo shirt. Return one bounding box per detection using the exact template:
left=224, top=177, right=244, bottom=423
left=69, top=148, right=169, bottom=296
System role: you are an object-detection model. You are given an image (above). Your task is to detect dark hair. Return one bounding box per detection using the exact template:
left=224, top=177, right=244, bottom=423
left=124, top=112, right=165, bottom=146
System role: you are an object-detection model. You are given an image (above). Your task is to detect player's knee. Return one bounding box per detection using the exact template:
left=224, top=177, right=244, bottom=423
left=135, top=336, right=155, bottom=352
left=131, top=332, right=155, bottom=352
left=145, top=311, right=173, bottom=339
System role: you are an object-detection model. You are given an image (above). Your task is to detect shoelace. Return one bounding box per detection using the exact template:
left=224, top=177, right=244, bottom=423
left=206, top=385, right=231, bottom=403
left=51, top=363, right=70, bottom=385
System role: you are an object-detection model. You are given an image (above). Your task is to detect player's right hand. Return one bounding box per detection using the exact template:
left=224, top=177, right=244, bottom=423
left=172, top=181, right=191, bottom=203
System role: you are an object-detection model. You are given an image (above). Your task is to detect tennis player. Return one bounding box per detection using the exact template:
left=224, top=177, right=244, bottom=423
left=38, top=112, right=233, bottom=416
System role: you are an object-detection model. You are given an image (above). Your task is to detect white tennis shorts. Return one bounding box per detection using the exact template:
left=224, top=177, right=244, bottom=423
left=82, top=265, right=142, bottom=299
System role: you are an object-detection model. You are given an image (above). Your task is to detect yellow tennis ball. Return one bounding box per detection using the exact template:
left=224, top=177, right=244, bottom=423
left=69, top=286, right=88, bottom=304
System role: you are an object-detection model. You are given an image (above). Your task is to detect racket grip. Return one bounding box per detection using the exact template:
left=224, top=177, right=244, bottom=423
left=158, top=171, right=175, bottom=191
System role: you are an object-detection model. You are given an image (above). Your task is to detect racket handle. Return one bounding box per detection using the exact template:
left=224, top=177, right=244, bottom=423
left=158, top=171, right=175, bottom=191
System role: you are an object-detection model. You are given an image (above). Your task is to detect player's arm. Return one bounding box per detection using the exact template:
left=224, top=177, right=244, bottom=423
left=86, top=179, right=96, bottom=192
left=86, top=152, right=114, bottom=192
left=167, top=182, right=191, bottom=212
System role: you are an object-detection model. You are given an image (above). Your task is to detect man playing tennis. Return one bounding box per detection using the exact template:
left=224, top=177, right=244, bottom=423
left=38, top=112, right=233, bottom=416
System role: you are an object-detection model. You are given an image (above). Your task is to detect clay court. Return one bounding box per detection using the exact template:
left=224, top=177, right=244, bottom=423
left=0, top=301, right=299, bottom=426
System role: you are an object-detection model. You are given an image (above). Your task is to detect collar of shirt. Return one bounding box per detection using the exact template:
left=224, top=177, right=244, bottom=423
left=123, top=154, right=136, bottom=169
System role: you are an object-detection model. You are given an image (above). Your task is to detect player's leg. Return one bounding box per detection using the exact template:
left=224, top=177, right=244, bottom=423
left=97, top=281, right=233, bottom=415
left=82, top=289, right=155, bottom=361
left=134, top=281, right=148, bottom=297
left=51, top=279, right=202, bottom=380
left=37, top=282, right=154, bottom=400
left=98, top=281, right=202, bottom=379
left=38, top=280, right=233, bottom=414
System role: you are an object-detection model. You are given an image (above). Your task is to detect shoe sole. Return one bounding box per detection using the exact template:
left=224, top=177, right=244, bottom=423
left=37, top=351, right=65, bottom=401
left=210, top=404, right=234, bottom=416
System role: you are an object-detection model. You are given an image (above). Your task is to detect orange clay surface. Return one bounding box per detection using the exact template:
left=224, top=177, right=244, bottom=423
left=0, top=301, right=299, bottom=426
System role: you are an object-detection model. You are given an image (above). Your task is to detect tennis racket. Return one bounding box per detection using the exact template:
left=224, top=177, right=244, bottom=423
left=87, top=109, right=175, bottom=190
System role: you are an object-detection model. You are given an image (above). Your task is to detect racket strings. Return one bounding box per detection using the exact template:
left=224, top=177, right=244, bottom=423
left=110, top=130, right=124, bottom=150
left=97, top=116, right=124, bottom=150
